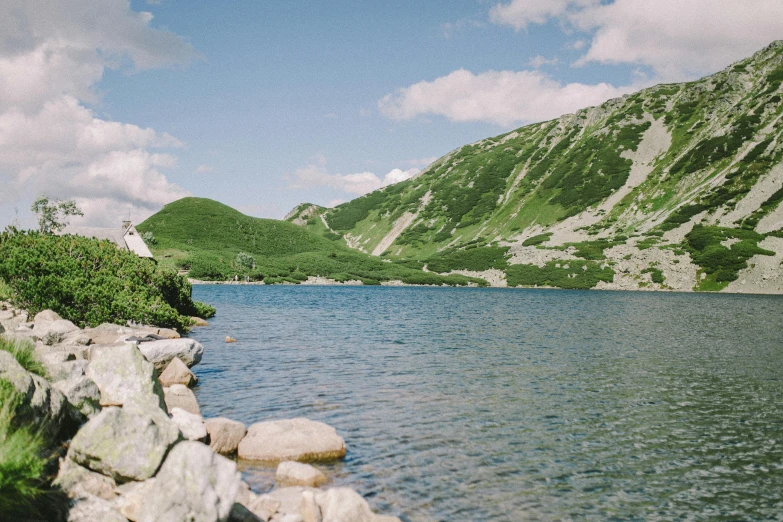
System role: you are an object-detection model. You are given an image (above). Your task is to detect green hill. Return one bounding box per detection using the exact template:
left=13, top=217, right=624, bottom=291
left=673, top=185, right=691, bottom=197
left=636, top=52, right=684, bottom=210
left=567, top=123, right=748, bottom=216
left=137, top=197, right=484, bottom=286
left=288, top=41, right=783, bottom=293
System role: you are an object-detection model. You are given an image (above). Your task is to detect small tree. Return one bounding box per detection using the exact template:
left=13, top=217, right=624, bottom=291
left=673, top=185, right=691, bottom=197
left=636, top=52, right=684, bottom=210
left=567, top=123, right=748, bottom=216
left=30, top=196, right=83, bottom=234
left=235, top=252, right=255, bottom=271
left=141, top=231, right=157, bottom=246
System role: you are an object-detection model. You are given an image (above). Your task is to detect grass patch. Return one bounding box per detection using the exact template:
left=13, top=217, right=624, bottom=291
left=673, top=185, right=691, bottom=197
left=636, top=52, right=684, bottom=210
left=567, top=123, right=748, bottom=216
left=506, top=260, right=614, bottom=290
left=0, top=380, right=53, bottom=518
left=0, top=338, right=47, bottom=378
left=684, top=225, right=774, bottom=290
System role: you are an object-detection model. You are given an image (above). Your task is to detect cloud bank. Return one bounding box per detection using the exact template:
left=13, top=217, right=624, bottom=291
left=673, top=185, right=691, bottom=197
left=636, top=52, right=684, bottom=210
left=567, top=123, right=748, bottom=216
left=289, top=156, right=420, bottom=197
left=0, top=0, right=197, bottom=227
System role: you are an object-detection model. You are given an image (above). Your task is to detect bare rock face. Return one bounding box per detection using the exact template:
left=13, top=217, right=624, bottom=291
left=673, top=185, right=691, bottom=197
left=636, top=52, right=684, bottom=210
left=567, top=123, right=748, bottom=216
left=205, top=417, right=246, bottom=455
left=54, top=457, right=117, bottom=501
left=137, top=338, right=203, bottom=370
left=136, top=441, right=242, bottom=522
left=276, top=461, right=327, bottom=488
left=170, top=407, right=208, bottom=442
left=238, top=418, right=346, bottom=463
left=67, top=495, right=128, bottom=522
left=87, top=342, right=166, bottom=411
left=163, top=384, right=201, bottom=415
left=159, top=357, right=198, bottom=387
left=67, top=400, right=181, bottom=483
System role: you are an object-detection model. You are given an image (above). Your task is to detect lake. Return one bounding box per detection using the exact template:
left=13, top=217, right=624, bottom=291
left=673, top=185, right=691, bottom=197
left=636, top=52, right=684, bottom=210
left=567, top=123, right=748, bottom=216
left=190, top=285, right=783, bottom=521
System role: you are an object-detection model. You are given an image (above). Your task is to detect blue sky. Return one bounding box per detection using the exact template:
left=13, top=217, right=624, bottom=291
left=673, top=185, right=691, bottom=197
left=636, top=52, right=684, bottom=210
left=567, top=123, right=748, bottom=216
left=1, top=0, right=782, bottom=226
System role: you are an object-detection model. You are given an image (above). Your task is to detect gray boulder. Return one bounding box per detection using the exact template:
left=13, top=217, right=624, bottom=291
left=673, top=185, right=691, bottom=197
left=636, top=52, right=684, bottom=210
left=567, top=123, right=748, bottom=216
left=34, top=309, right=63, bottom=322
left=137, top=338, right=204, bottom=370
left=164, top=384, right=201, bottom=415
left=67, top=495, right=128, bottom=522
left=114, top=478, right=157, bottom=522
left=315, top=488, right=401, bottom=522
left=171, top=407, right=208, bottom=441
left=86, top=342, right=165, bottom=410
left=159, top=356, right=198, bottom=387
left=67, top=400, right=181, bottom=483
left=53, top=375, right=101, bottom=419
left=32, top=318, right=79, bottom=339
left=238, top=418, right=346, bottom=462
left=276, top=461, right=327, bottom=488
left=136, top=441, right=242, bottom=522
left=54, top=457, right=117, bottom=501
left=0, top=351, right=67, bottom=434
left=205, top=417, right=246, bottom=455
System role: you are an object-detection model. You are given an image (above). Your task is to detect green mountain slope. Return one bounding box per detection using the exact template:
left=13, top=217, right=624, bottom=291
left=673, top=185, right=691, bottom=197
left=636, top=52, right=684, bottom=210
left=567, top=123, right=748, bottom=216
left=288, top=41, right=783, bottom=293
left=137, top=197, right=483, bottom=286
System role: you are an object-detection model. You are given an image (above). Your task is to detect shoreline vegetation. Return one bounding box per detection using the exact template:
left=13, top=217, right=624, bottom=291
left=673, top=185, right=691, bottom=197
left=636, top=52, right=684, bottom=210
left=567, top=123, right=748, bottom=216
left=0, top=229, right=401, bottom=521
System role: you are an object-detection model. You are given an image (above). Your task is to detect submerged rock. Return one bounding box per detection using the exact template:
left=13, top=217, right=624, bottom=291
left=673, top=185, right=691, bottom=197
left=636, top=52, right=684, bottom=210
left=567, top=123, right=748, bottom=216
left=276, top=461, right=327, bottom=488
left=136, top=441, right=241, bottom=522
left=159, top=357, right=198, bottom=387
left=238, top=418, right=346, bottom=462
left=164, top=384, right=201, bottom=415
left=67, top=400, right=181, bottom=483
left=87, top=342, right=166, bottom=410
left=205, top=417, right=246, bottom=455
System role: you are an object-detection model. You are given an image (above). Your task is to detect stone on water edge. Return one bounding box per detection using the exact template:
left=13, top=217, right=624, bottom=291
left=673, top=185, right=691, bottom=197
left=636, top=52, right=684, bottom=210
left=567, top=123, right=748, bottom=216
left=136, top=441, right=242, bottom=522
left=276, top=461, right=328, bottom=488
left=86, top=342, right=166, bottom=411
left=137, top=337, right=204, bottom=370
left=67, top=400, right=181, bottom=483
left=225, top=336, right=237, bottom=343
left=238, top=418, right=346, bottom=462
left=191, top=316, right=209, bottom=327
left=205, top=417, right=246, bottom=455
left=163, top=384, right=201, bottom=415
left=158, top=356, right=198, bottom=387
left=170, top=407, right=208, bottom=441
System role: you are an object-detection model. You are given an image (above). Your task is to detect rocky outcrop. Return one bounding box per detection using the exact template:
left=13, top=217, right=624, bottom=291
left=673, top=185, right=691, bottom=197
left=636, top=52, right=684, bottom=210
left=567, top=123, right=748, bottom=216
left=159, top=357, right=198, bottom=387
left=67, top=399, right=181, bottom=483
left=205, top=417, right=246, bottom=455
left=276, top=461, right=327, bottom=488
left=136, top=338, right=203, bottom=370
left=238, top=418, right=346, bottom=462
left=87, top=342, right=166, bottom=410
left=170, top=407, right=208, bottom=442
left=136, top=441, right=242, bottom=522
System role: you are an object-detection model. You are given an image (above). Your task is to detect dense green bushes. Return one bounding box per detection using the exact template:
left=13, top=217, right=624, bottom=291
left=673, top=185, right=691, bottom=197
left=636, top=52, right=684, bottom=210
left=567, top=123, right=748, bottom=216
left=684, top=225, right=774, bottom=289
left=426, top=246, right=509, bottom=273
left=0, top=230, right=215, bottom=331
left=506, top=260, right=614, bottom=289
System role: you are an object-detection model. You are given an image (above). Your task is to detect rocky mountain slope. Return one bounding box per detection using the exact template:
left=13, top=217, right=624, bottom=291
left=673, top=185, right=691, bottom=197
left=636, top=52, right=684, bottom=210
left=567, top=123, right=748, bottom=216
left=288, top=41, right=783, bottom=293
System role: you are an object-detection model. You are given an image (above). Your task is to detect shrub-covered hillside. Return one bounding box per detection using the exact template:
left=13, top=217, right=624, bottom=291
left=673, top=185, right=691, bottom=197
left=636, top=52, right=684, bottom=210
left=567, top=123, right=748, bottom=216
left=137, top=197, right=485, bottom=286
left=288, top=41, right=783, bottom=293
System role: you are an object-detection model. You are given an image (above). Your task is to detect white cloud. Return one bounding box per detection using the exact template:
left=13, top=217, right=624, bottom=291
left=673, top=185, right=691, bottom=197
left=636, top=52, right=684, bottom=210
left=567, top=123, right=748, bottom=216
left=289, top=156, right=420, bottom=196
left=491, top=0, right=783, bottom=81
left=528, top=55, right=559, bottom=69
left=379, top=68, right=633, bottom=127
left=0, top=0, right=197, bottom=227
left=194, top=165, right=214, bottom=174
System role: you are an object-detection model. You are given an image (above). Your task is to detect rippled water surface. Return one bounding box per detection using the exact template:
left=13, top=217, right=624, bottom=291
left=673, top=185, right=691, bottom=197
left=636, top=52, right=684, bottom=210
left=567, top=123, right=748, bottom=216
left=190, top=286, right=783, bottom=521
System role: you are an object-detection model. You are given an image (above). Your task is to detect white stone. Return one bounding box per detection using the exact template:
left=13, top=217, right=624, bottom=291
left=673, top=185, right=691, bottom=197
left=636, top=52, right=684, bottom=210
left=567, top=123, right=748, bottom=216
left=137, top=338, right=203, bottom=370
left=87, top=342, right=165, bottom=410
left=205, top=417, right=246, bottom=455
left=171, top=407, right=208, bottom=441
left=276, top=461, right=327, bottom=488
left=164, top=384, right=200, bottom=415
left=238, top=418, right=346, bottom=462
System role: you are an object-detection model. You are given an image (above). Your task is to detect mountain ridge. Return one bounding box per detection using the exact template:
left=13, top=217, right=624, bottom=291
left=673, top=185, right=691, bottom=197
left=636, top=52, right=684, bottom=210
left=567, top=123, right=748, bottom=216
left=288, top=41, right=783, bottom=293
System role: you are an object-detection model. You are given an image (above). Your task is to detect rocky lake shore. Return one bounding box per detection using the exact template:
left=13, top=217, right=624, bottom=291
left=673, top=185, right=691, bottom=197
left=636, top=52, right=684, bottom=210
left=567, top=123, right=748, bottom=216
left=0, top=301, right=400, bottom=522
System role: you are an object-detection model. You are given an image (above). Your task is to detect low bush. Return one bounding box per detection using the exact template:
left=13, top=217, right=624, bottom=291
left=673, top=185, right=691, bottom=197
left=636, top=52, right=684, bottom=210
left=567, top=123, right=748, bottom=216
left=506, top=260, right=614, bottom=290
left=425, top=246, right=510, bottom=273
left=522, top=233, right=552, bottom=247
left=0, top=230, right=215, bottom=331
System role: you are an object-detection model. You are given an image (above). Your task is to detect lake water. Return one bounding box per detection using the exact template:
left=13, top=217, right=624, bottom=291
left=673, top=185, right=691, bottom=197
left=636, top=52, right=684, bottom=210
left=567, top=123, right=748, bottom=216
left=190, top=286, right=783, bottom=521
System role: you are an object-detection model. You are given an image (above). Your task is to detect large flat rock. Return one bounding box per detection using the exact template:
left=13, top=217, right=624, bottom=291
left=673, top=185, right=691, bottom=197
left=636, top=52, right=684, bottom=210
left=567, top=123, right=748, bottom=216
left=137, top=338, right=204, bottom=370
left=237, top=418, right=346, bottom=462
left=87, top=342, right=165, bottom=410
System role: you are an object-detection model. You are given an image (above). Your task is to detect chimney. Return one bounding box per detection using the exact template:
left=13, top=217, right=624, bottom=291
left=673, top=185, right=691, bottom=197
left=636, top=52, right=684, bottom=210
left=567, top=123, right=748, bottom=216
left=122, top=220, right=132, bottom=231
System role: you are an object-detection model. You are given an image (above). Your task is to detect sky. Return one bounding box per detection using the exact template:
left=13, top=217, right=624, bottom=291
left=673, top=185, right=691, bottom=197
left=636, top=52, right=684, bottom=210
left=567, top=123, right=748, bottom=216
left=1, top=0, right=782, bottom=228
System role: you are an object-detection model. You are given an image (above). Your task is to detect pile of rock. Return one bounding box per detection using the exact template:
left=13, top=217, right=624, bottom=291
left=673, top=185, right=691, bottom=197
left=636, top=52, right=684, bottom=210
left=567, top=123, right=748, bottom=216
left=0, top=303, right=401, bottom=522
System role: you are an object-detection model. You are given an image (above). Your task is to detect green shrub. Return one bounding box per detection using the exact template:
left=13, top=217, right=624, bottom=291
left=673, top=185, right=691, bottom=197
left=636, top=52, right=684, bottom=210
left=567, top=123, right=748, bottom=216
left=235, top=252, right=255, bottom=270
left=506, top=260, right=614, bottom=290
left=0, top=339, right=47, bottom=378
left=426, top=246, right=509, bottom=273
left=0, top=279, right=11, bottom=301
left=522, top=233, right=552, bottom=246
left=642, top=267, right=665, bottom=284
left=0, top=230, right=214, bottom=331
